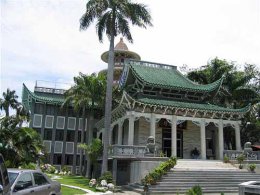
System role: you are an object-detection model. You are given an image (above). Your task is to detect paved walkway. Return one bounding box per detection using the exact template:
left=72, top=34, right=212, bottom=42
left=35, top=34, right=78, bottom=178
left=61, top=184, right=141, bottom=195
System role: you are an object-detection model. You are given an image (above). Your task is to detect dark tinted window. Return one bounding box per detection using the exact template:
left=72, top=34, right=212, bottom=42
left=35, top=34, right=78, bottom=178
left=14, top=173, right=33, bottom=192
left=33, top=173, right=49, bottom=186
left=44, top=129, right=52, bottom=140
left=55, top=130, right=64, bottom=141
left=8, top=172, right=18, bottom=185
left=66, top=130, right=75, bottom=142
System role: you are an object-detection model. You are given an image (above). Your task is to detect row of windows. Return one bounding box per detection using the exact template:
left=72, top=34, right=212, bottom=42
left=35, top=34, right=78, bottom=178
left=43, top=140, right=84, bottom=155
left=44, top=129, right=84, bottom=142
left=33, top=114, right=87, bottom=131
left=34, top=104, right=78, bottom=116
left=53, top=154, right=81, bottom=166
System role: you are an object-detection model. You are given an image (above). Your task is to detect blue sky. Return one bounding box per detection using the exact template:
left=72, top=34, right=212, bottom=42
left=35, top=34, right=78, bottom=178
left=1, top=0, right=260, bottom=104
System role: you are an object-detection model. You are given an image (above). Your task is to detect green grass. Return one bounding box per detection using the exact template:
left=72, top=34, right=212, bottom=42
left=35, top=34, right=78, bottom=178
left=61, top=186, right=86, bottom=195
left=48, top=174, right=97, bottom=192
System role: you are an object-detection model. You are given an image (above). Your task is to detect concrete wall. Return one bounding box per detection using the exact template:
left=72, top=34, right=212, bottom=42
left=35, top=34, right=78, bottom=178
left=183, top=121, right=201, bottom=159
left=130, top=160, right=166, bottom=183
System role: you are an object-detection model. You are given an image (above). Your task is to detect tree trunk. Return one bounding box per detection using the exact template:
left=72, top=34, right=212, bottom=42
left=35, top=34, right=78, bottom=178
left=80, top=107, right=86, bottom=175
left=101, top=34, right=115, bottom=174
left=85, top=107, right=94, bottom=178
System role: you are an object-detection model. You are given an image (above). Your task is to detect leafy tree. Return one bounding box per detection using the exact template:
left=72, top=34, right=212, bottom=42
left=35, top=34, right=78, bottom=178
left=187, top=58, right=260, bottom=146
left=78, top=138, right=103, bottom=178
left=63, top=72, right=105, bottom=176
left=0, top=89, right=43, bottom=167
left=80, top=0, right=152, bottom=174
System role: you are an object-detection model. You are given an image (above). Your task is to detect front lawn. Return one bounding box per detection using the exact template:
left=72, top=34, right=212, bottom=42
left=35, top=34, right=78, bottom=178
left=61, top=186, right=86, bottom=195
left=48, top=174, right=97, bottom=192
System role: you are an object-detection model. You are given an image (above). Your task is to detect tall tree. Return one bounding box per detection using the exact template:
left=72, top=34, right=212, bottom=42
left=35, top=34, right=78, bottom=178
left=0, top=88, right=18, bottom=117
left=80, top=0, right=152, bottom=174
left=187, top=58, right=260, bottom=147
left=187, top=58, right=258, bottom=108
left=0, top=89, right=43, bottom=167
left=63, top=72, right=105, bottom=176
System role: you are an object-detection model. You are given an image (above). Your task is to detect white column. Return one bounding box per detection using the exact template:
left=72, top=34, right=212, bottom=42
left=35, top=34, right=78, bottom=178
left=200, top=119, right=206, bottom=160
left=235, top=122, right=241, bottom=151
left=150, top=113, right=156, bottom=142
left=109, top=127, right=113, bottom=145
left=218, top=119, right=224, bottom=160
left=128, top=112, right=135, bottom=145
left=171, top=115, right=177, bottom=157
left=117, top=121, right=123, bottom=145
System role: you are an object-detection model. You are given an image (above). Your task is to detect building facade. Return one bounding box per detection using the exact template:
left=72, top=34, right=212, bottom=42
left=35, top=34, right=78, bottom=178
left=95, top=59, right=250, bottom=184
left=22, top=83, right=89, bottom=174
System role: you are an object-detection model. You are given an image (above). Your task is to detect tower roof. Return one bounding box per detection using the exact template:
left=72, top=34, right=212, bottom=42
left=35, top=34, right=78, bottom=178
left=101, top=38, right=141, bottom=63
left=115, top=38, right=128, bottom=51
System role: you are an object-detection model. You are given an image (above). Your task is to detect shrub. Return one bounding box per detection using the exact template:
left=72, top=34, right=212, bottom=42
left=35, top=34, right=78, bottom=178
left=61, top=165, right=70, bottom=172
left=236, top=154, right=245, bottom=169
left=20, top=162, right=37, bottom=170
left=142, top=157, right=177, bottom=185
left=248, top=164, right=256, bottom=172
left=223, top=155, right=229, bottom=163
left=186, top=185, right=202, bottom=195
left=41, top=164, right=56, bottom=174
left=98, top=171, right=113, bottom=184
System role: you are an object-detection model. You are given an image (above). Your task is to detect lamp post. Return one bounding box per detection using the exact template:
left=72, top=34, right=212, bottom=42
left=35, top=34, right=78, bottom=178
left=36, top=151, right=44, bottom=170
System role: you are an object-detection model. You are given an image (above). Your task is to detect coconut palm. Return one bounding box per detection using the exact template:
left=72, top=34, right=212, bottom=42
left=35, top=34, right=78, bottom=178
left=63, top=72, right=105, bottom=176
left=0, top=88, right=18, bottom=117
left=80, top=0, right=152, bottom=174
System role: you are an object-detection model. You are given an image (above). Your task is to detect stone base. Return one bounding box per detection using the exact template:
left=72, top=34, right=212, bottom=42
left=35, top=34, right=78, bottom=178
left=130, top=159, right=167, bottom=184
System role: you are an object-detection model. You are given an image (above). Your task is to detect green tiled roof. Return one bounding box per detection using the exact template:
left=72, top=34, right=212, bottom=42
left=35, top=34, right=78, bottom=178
left=128, top=60, right=223, bottom=92
left=137, top=97, right=250, bottom=114
left=22, top=84, right=65, bottom=108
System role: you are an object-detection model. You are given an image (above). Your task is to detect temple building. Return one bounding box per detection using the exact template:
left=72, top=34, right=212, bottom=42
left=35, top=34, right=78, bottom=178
left=95, top=59, right=250, bottom=183
left=22, top=38, right=250, bottom=182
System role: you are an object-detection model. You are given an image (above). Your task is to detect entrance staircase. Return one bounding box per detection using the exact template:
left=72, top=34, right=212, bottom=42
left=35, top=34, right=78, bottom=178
left=148, top=160, right=260, bottom=194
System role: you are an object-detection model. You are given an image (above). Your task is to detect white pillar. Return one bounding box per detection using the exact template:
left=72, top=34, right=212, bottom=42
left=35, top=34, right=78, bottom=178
left=150, top=113, right=156, bottom=142
left=218, top=119, right=224, bottom=160
left=171, top=115, right=177, bottom=157
left=235, top=122, right=241, bottom=151
left=117, top=121, right=123, bottom=145
left=200, top=119, right=206, bottom=160
left=109, top=127, right=113, bottom=145
left=128, top=112, right=135, bottom=145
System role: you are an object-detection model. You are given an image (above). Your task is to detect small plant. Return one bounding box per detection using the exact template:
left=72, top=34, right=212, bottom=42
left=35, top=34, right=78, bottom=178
left=98, top=171, right=113, bottom=184
left=223, top=155, right=229, bottom=163
left=20, top=162, right=37, bottom=170
left=220, top=192, right=225, bottom=195
left=248, top=164, right=256, bottom=172
left=186, top=185, right=202, bottom=195
left=40, top=164, right=56, bottom=174
left=237, top=154, right=245, bottom=169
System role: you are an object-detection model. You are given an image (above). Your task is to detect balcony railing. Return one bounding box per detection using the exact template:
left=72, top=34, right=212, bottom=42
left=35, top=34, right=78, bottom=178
left=109, top=145, right=147, bottom=157
left=223, top=150, right=260, bottom=160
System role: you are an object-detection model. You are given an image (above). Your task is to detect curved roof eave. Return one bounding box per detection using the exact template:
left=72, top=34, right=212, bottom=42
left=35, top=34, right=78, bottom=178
left=129, top=63, right=224, bottom=93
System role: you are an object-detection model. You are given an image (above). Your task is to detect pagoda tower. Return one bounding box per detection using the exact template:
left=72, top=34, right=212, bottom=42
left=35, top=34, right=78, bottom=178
left=100, top=38, right=141, bottom=83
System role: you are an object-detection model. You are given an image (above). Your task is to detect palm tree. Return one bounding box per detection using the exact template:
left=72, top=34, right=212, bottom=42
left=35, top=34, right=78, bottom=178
left=80, top=0, right=152, bottom=174
left=0, top=88, right=18, bottom=117
left=63, top=72, right=105, bottom=176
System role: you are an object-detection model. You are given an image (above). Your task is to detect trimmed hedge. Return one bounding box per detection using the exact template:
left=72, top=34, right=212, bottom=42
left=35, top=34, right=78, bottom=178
left=142, top=157, right=177, bottom=185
